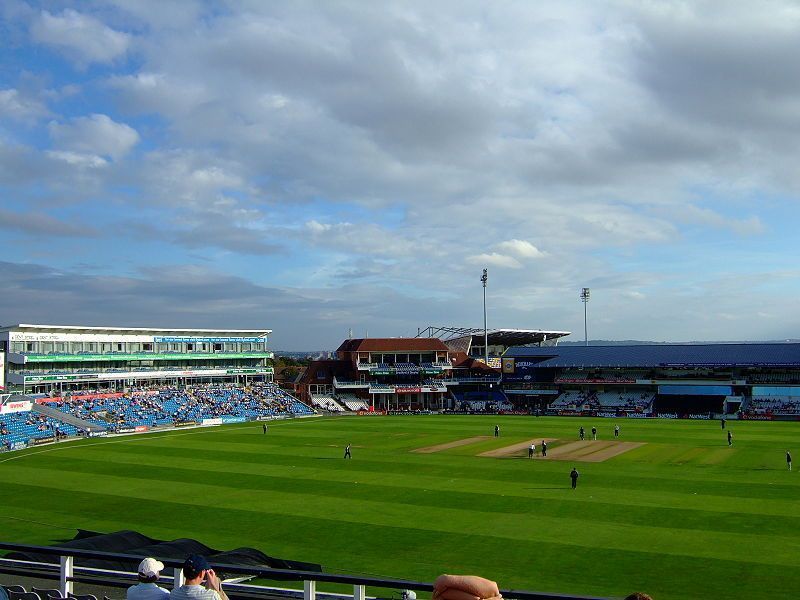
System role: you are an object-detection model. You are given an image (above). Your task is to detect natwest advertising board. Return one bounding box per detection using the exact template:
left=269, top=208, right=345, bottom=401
left=0, top=400, right=32, bottom=414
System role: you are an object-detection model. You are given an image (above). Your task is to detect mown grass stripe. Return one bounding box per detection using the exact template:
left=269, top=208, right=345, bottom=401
left=3, top=416, right=800, bottom=600
left=18, top=451, right=800, bottom=539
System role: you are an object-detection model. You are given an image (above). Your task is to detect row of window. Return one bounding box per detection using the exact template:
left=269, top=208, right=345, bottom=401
left=360, top=353, right=441, bottom=364
left=9, top=341, right=268, bottom=354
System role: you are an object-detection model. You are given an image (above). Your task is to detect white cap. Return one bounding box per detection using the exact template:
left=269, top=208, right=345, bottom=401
left=138, top=557, right=165, bottom=578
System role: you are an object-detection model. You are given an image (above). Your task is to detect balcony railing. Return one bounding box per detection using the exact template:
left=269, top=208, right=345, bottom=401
left=15, top=351, right=274, bottom=364
left=0, top=541, right=608, bottom=600
left=332, top=378, right=369, bottom=388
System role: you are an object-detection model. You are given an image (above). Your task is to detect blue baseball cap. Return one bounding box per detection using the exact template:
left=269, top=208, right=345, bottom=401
left=183, top=554, right=210, bottom=578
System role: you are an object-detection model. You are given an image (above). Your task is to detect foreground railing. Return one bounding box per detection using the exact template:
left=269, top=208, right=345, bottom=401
left=0, top=542, right=608, bottom=600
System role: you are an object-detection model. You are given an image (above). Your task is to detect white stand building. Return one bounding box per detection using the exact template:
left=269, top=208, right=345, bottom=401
left=0, top=324, right=273, bottom=395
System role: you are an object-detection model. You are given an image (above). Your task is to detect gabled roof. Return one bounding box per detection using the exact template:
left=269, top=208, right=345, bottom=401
left=504, top=343, right=800, bottom=368
left=336, top=338, right=450, bottom=353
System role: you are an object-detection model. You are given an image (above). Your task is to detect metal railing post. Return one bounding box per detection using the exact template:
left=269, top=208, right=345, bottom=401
left=304, top=579, right=316, bottom=600
left=354, top=584, right=366, bottom=600
left=60, top=554, right=73, bottom=597
left=174, top=567, right=185, bottom=589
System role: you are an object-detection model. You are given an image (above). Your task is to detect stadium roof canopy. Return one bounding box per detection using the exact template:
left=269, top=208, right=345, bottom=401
left=418, top=326, right=570, bottom=347
left=504, top=343, right=800, bottom=368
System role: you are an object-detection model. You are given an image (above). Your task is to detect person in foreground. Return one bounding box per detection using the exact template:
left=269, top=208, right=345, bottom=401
left=433, top=574, right=653, bottom=600
left=128, top=557, right=169, bottom=600
left=170, top=554, right=228, bottom=600
left=433, top=574, right=502, bottom=600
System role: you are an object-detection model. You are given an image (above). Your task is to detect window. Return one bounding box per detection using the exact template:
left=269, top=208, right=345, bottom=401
left=143, top=343, right=152, bottom=351
left=187, top=344, right=194, bottom=351
left=26, top=342, right=35, bottom=352
left=117, top=343, right=124, bottom=351
left=214, top=343, right=222, bottom=351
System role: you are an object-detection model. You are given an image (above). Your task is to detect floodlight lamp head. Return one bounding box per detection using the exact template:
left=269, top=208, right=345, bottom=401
left=481, top=268, right=488, bottom=286
left=580, top=287, right=590, bottom=302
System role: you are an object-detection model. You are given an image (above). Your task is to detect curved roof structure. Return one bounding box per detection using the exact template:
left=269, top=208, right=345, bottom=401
left=417, top=326, right=570, bottom=349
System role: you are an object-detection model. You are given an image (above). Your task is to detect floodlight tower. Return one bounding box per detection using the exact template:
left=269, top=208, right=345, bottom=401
left=481, top=268, right=489, bottom=364
left=580, top=287, right=590, bottom=346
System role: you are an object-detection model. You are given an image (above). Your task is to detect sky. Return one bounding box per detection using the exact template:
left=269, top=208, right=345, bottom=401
left=1, top=1, right=800, bottom=350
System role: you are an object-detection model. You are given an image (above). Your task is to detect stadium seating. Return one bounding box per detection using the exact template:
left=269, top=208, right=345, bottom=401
left=310, top=393, right=345, bottom=412
left=549, top=391, right=590, bottom=409
left=44, top=383, right=314, bottom=433
left=393, top=362, right=420, bottom=374
left=589, top=392, right=654, bottom=411
left=748, top=372, right=800, bottom=384
left=0, top=412, right=78, bottom=450
left=452, top=390, right=511, bottom=412
left=337, top=394, right=369, bottom=411
left=746, top=395, right=800, bottom=415
left=549, top=391, right=653, bottom=412
left=555, top=370, right=641, bottom=383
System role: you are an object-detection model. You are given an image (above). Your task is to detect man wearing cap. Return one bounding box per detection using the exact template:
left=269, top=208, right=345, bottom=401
left=128, top=558, right=170, bottom=600
left=170, top=554, right=228, bottom=600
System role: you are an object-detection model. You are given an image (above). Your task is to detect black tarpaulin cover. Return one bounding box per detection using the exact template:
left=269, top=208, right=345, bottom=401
left=7, top=530, right=322, bottom=578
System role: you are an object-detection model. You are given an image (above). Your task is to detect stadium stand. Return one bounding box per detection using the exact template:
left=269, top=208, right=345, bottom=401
left=310, top=393, right=345, bottom=412
left=747, top=395, right=800, bottom=415
left=588, top=392, right=655, bottom=411
left=333, top=392, right=366, bottom=410
left=452, top=390, right=511, bottom=412
left=0, top=383, right=314, bottom=451
left=555, top=370, right=642, bottom=384
left=0, top=412, right=77, bottom=450
left=46, top=383, right=313, bottom=431
left=549, top=391, right=592, bottom=409
left=338, top=395, right=369, bottom=411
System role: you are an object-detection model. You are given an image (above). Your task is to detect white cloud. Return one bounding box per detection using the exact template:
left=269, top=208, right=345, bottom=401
left=4, top=2, right=800, bottom=345
left=622, top=291, right=646, bottom=300
left=496, top=239, right=546, bottom=259
left=31, top=9, right=131, bottom=65
left=303, top=220, right=418, bottom=258
left=48, top=114, right=139, bottom=161
left=467, top=253, right=522, bottom=269
left=45, top=150, right=108, bottom=168
left=0, top=88, right=49, bottom=121
left=669, top=205, right=766, bottom=235
left=306, top=220, right=332, bottom=233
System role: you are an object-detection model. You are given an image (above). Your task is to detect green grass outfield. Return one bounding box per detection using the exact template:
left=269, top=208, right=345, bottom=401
left=1, top=415, right=799, bottom=600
